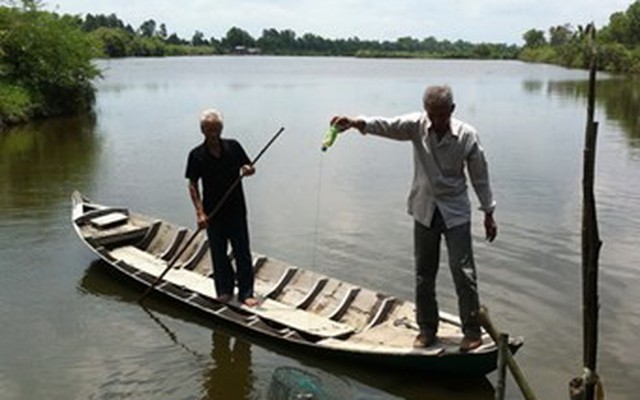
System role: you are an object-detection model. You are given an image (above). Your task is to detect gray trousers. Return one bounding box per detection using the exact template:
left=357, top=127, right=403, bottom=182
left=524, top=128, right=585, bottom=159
left=414, top=209, right=481, bottom=339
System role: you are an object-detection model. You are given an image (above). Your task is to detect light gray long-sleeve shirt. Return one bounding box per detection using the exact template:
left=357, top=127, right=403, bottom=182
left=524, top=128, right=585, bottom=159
left=361, top=112, right=495, bottom=229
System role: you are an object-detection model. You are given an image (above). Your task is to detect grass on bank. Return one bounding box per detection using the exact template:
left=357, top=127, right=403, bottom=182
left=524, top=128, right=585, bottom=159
left=0, top=3, right=99, bottom=130
left=0, top=82, right=32, bottom=125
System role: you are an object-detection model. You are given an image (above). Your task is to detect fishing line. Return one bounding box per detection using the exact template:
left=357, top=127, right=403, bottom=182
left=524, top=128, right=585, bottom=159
left=311, top=153, right=325, bottom=269
left=312, top=123, right=341, bottom=268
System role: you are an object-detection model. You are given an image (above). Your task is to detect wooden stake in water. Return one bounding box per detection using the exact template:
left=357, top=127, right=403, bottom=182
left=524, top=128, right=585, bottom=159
left=478, top=307, right=537, bottom=400
left=570, top=22, right=604, bottom=400
left=495, top=333, right=509, bottom=400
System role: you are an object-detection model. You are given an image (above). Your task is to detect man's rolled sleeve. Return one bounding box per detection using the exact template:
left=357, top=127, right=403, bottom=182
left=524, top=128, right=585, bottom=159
left=467, top=142, right=496, bottom=214
left=360, top=112, right=422, bottom=141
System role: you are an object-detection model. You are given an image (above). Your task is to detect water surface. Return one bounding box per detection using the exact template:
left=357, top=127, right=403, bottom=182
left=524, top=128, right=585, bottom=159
left=1, top=56, right=639, bottom=399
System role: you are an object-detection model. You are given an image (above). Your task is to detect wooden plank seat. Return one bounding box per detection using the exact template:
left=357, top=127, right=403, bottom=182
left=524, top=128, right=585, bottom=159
left=74, top=207, right=129, bottom=225
left=90, top=212, right=129, bottom=229
left=345, top=301, right=492, bottom=354
left=329, top=318, right=492, bottom=355
left=110, top=246, right=215, bottom=296
left=110, top=246, right=354, bottom=339
left=316, top=308, right=471, bottom=355
left=239, top=298, right=355, bottom=339
left=317, top=335, right=445, bottom=356
left=82, top=223, right=149, bottom=247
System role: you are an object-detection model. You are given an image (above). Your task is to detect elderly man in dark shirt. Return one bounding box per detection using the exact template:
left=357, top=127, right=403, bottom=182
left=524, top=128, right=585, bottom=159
left=185, top=109, right=258, bottom=306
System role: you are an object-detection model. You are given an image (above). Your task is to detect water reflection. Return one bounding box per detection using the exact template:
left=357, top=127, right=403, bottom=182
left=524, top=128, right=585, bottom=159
left=523, top=77, right=640, bottom=144
left=0, top=114, right=101, bottom=214
left=78, top=261, right=494, bottom=400
left=203, top=331, right=255, bottom=399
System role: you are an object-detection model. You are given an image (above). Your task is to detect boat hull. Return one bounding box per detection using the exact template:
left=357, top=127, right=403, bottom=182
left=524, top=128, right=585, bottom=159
left=71, top=191, right=522, bottom=376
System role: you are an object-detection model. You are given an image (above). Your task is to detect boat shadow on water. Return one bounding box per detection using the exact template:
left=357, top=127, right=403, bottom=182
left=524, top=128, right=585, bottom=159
left=78, top=260, right=495, bottom=400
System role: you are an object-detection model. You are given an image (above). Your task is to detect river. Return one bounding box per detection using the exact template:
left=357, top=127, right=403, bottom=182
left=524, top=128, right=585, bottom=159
left=1, top=56, right=639, bottom=399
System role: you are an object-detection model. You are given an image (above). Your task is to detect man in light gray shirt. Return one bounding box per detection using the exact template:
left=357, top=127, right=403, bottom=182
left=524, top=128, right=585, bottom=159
left=331, top=85, right=497, bottom=352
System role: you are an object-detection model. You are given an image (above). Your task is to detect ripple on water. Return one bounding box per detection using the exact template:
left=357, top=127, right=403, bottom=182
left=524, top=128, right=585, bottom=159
left=65, top=344, right=208, bottom=399
left=0, top=371, right=20, bottom=400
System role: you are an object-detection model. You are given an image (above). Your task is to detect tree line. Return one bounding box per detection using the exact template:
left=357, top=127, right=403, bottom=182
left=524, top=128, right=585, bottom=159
left=3, top=0, right=640, bottom=131
left=75, top=1, right=640, bottom=72
left=80, top=13, right=519, bottom=59
left=521, top=0, right=640, bottom=73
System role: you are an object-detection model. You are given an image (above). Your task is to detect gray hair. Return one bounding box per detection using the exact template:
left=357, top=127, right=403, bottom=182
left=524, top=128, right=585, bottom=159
left=200, top=108, right=224, bottom=131
left=422, top=85, right=454, bottom=108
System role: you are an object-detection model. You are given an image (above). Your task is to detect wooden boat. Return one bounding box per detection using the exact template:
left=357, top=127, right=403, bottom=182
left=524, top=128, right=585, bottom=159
left=71, top=191, right=522, bottom=376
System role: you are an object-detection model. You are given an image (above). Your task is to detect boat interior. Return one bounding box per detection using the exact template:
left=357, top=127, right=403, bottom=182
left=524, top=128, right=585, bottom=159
left=73, top=195, right=500, bottom=357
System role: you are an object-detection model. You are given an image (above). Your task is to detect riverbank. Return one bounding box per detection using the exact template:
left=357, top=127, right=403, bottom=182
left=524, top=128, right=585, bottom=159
left=0, top=80, right=96, bottom=133
left=2, top=56, right=639, bottom=400
left=0, top=5, right=99, bottom=133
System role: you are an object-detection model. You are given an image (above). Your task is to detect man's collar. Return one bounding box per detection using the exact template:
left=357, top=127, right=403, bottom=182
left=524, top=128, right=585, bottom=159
left=425, top=116, right=461, bottom=137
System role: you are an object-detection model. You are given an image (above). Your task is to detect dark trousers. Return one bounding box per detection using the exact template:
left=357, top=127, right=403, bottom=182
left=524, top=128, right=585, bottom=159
left=414, top=209, right=481, bottom=339
left=206, top=215, right=254, bottom=301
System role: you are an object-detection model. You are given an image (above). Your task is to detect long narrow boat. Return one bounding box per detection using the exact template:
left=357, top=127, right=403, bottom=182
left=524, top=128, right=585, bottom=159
left=71, top=191, right=522, bottom=376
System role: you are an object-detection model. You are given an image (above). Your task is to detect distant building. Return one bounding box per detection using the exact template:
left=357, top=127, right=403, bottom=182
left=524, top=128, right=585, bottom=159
left=232, top=46, right=261, bottom=55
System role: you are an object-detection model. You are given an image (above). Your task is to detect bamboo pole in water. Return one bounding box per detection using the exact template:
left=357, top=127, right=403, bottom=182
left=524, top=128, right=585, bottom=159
left=569, top=23, right=604, bottom=400
left=495, top=333, right=509, bottom=400
left=478, top=307, right=537, bottom=400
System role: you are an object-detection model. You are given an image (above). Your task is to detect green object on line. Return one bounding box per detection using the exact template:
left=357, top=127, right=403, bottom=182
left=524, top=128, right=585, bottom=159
left=321, top=124, right=341, bottom=152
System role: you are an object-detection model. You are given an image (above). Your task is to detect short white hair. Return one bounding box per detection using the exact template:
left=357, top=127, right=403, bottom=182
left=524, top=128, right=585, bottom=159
left=200, top=109, right=224, bottom=130
left=422, top=85, right=454, bottom=108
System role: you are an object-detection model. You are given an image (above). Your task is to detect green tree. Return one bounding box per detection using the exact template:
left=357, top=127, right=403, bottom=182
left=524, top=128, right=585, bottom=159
left=0, top=3, right=99, bottom=118
left=599, top=42, right=632, bottom=72
left=222, top=26, right=255, bottom=50
left=604, top=12, right=631, bottom=44
left=191, top=30, right=207, bottom=46
left=396, top=36, right=420, bottom=52
left=158, top=23, right=167, bottom=40
left=549, top=24, right=572, bottom=47
left=257, top=28, right=282, bottom=52
left=626, top=1, right=640, bottom=44
left=82, top=13, right=125, bottom=32
left=138, top=19, right=156, bottom=38
left=166, top=33, right=184, bottom=45
left=130, top=36, right=165, bottom=56
left=299, top=33, right=331, bottom=54
left=523, top=29, right=547, bottom=48
left=90, top=27, right=131, bottom=57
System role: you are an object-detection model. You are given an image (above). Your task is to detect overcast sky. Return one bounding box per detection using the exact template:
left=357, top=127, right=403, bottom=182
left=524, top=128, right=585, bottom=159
left=45, top=0, right=632, bottom=45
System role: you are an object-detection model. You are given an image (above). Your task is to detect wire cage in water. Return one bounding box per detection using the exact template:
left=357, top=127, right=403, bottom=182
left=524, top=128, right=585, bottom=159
left=267, top=366, right=353, bottom=400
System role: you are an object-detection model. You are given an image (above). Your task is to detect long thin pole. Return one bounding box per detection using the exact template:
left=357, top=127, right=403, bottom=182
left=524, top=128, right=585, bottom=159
left=138, top=127, right=285, bottom=303
left=581, top=24, right=602, bottom=400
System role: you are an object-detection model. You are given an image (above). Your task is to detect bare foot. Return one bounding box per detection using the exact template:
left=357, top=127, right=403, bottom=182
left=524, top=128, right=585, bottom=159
left=459, top=336, right=483, bottom=352
left=243, top=297, right=259, bottom=307
left=216, top=294, right=232, bottom=303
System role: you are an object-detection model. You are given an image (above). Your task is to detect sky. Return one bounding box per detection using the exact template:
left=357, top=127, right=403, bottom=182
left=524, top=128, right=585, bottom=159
left=43, top=0, right=633, bottom=45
